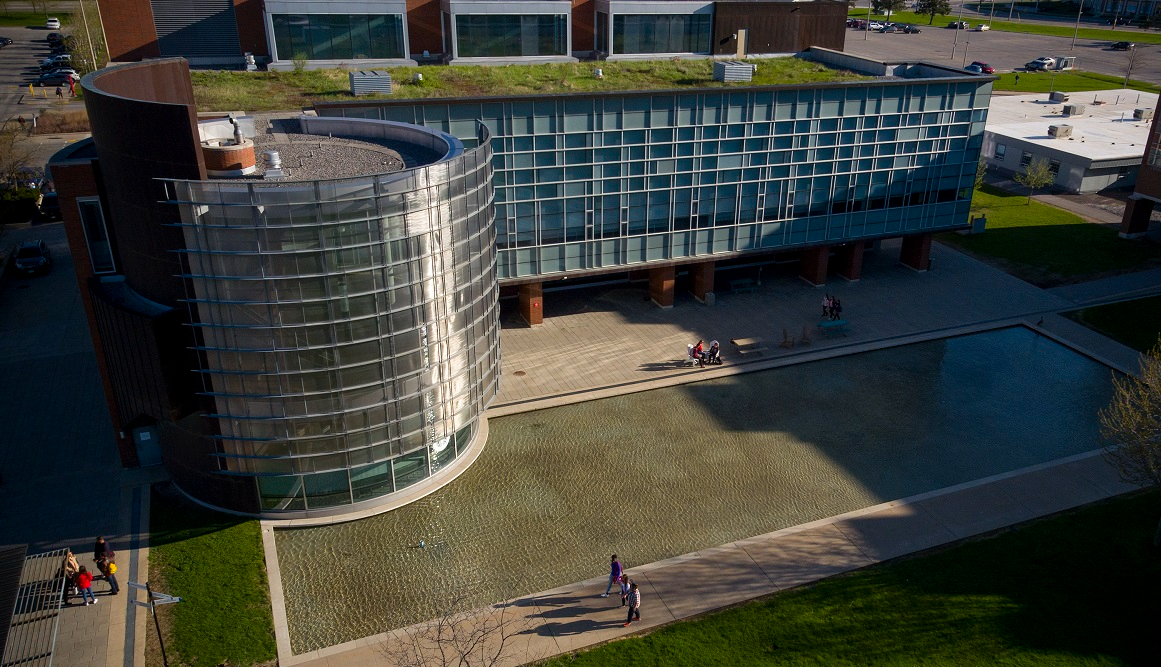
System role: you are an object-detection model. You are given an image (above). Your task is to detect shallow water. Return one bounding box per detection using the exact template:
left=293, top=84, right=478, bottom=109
left=276, top=327, right=1115, bottom=653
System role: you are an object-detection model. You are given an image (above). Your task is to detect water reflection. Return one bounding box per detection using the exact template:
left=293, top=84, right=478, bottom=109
left=276, top=327, right=1113, bottom=653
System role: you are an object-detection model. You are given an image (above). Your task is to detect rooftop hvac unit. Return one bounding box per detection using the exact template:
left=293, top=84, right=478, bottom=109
left=349, top=70, right=392, bottom=96
left=1134, top=108, right=1155, bottom=121
left=1049, top=91, right=1070, bottom=103
left=1062, top=103, right=1086, bottom=116
left=713, top=61, right=756, bottom=83
left=1047, top=124, right=1073, bottom=139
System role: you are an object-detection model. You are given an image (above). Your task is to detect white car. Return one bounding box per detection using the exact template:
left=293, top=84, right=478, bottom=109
left=974, top=24, right=990, bottom=31
left=1026, top=56, right=1056, bottom=71
left=868, top=21, right=884, bottom=30
left=45, top=17, right=60, bottom=29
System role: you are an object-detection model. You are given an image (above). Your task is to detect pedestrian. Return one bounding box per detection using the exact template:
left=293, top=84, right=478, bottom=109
left=601, top=554, right=623, bottom=598
left=93, top=536, right=110, bottom=567
left=623, top=582, right=641, bottom=626
left=1014, top=73, right=1020, bottom=86
left=17, top=116, right=25, bottom=131
left=822, top=294, right=830, bottom=318
left=619, top=573, right=632, bottom=607
left=55, top=86, right=63, bottom=99
left=77, top=566, right=97, bottom=605
left=104, top=559, right=120, bottom=595
left=68, top=77, right=76, bottom=96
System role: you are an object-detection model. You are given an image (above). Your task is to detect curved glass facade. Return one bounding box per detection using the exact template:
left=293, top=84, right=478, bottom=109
left=168, top=121, right=500, bottom=516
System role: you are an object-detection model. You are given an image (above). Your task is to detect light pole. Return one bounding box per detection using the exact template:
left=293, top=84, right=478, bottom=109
left=1123, top=44, right=1138, bottom=88
left=989, top=0, right=997, bottom=26
left=77, top=0, right=98, bottom=73
left=1071, top=0, right=1084, bottom=50
left=866, top=0, right=872, bottom=40
left=951, top=1, right=966, bottom=58
left=963, top=41, right=972, bottom=67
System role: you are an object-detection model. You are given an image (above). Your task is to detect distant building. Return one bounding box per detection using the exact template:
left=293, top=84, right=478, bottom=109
left=95, top=0, right=848, bottom=67
left=982, top=89, right=1159, bottom=194
left=1119, top=94, right=1161, bottom=238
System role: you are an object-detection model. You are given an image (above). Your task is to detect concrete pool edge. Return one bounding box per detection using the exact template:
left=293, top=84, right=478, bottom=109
left=274, top=446, right=1146, bottom=666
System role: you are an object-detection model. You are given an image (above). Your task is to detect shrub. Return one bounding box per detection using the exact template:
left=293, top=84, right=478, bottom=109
left=32, top=110, right=90, bottom=134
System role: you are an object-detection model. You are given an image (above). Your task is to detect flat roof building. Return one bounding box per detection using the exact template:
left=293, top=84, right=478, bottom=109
left=982, top=89, right=1160, bottom=194
left=1120, top=94, right=1161, bottom=238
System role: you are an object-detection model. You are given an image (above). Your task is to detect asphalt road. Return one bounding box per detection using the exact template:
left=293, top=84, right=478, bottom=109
left=1, top=24, right=71, bottom=127
left=844, top=24, right=1161, bottom=83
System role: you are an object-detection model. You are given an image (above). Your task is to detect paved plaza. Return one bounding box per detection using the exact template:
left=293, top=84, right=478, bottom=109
left=1, top=212, right=1158, bottom=665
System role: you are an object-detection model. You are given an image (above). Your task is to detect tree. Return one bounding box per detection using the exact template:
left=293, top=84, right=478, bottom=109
left=1099, top=340, right=1161, bottom=547
left=873, top=0, right=908, bottom=22
left=0, top=124, right=36, bottom=185
left=62, top=0, right=108, bottom=75
left=915, top=0, right=952, bottom=24
left=975, top=156, right=988, bottom=191
left=377, top=595, right=546, bottom=667
left=1013, top=157, right=1054, bottom=204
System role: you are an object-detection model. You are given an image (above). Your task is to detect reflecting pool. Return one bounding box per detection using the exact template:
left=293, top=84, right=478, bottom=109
left=276, top=327, right=1115, bottom=653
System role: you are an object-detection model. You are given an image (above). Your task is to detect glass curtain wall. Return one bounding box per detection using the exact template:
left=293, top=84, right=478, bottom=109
left=272, top=14, right=405, bottom=60
left=170, top=128, right=500, bottom=514
left=454, top=14, right=567, bottom=57
left=613, top=14, right=711, bottom=54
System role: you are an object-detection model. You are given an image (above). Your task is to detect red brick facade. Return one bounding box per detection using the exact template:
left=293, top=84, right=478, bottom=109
left=234, top=0, right=269, bottom=57
left=99, top=0, right=160, bottom=61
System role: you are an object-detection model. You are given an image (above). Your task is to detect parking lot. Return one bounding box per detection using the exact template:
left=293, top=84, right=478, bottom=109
left=0, top=24, right=79, bottom=125
left=844, top=23, right=1161, bottom=82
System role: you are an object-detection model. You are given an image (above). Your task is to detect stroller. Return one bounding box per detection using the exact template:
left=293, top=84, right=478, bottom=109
left=683, top=344, right=701, bottom=367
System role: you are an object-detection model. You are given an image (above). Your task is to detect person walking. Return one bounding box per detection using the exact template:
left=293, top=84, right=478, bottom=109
left=104, top=559, right=120, bottom=595
left=77, top=566, right=97, bottom=605
left=601, top=554, right=623, bottom=597
left=623, top=582, right=641, bottom=626
left=55, top=86, right=63, bottom=99
left=618, top=573, right=632, bottom=607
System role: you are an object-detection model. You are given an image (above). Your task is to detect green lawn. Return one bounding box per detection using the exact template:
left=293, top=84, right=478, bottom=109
left=547, top=488, right=1161, bottom=666
left=190, top=58, right=869, bottom=112
left=0, top=12, right=66, bottom=27
left=849, top=10, right=1161, bottom=43
left=937, top=185, right=1161, bottom=286
left=993, top=70, right=1161, bottom=94
left=148, top=485, right=275, bottom=667
left=1066, top=296, right=1161, bottom=352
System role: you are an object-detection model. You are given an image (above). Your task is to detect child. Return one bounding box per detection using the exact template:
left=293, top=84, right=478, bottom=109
left=104, top=560, right=120, bottom=595
left=624, top=582, right=641, bottom=626
left=77, top=566, right=97, bottom=606
left=619, top=573, right=632, bottom=607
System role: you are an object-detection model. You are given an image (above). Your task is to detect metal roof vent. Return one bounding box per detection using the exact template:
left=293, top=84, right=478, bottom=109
left=263, top=149, right=285, bottom=179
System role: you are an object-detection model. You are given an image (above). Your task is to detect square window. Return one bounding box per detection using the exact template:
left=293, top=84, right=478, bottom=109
left=994, top=144, right=1006, bottom=160
left=1020, top=151, right=1033, bottom=167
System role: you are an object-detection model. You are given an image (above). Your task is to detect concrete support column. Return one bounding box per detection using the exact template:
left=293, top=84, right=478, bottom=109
left=834, top=240, right=865, bottom=282
left=518, top=283, right=543, bottom=326
left=690, top=260, right=715, bottom=303
left=649, top=266, right=675, bottom=309
left=900, top=233, right=932, bottom=272
left=1120, top=196, right=1155, bottom=239
left=799, top=245, right=829, bottom=286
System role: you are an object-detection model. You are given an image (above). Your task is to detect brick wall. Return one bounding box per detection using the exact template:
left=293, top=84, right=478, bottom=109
left=97, top=0, right=160, bottom=61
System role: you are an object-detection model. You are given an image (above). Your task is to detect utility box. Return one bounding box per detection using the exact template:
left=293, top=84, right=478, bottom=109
left=349, top=70, right=392, bottom=95
left=1062, top=103, right=1086, bottom=116
left=713, top=61, right=755, bottom=82
left=1134, top=108, right=1155, bottom=121
left=1048, top=124, right=1073, bottom=139
left=1049, top=91, right=1070, bottom=103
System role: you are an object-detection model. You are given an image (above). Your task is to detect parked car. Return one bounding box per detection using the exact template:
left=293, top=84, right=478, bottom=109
left=867, top=21, right=884, bottom=30
left=43, top=67, right=78, bottom=80
left=34, top=71, right=74, bottom=86
left=0, top=36, right=13, bottom=47
left=1104, top=17, right=1131, bottom=25
left=974, top=23, right=990, bottom=31
left=946, top=20, right=969, bottom=29
left=971, top=61, right=995, bottom=73
left=902, top=24, right=922, bottom=33
left=1111, top=41, right=1135, bottom=50
left=37, top=192, right=61, bottom=222
left=1026, top=56, right=1056, bottom=70
left=13, top=240, right=52, bottom=275
left=45, top=17, right=60, bottom=30
left=963, top=64, right=984, bottom=73
left=39, top=54, right=71, bottom=70
left=46, top=32, right=64, bottom=44
left=880, top=24, right=899, bottom=32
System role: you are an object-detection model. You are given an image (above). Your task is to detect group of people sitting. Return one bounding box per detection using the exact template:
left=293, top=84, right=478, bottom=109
left=822, top=294, right=844, bottom=321
left=688, top=339, right=722, bottom=367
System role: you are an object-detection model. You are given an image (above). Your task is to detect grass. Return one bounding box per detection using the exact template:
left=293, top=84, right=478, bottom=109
left=190, top=58, right=871, bottom=112
left=936, top=185, right=1161, bottom=286
left=0, top=12, right=67, bottom=27
left=992, top=70, right=1161, bottom=94
left=147, top=484, right=276, bottom=667
left=1066, top=296, right=1161, bottom=352
left=850, top=10, right=1161, bottom=43
left=547, top=488, right=1161, bottom=666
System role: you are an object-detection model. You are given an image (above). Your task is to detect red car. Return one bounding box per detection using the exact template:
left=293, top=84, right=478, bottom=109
left=970, top=61, right=995, bottom=74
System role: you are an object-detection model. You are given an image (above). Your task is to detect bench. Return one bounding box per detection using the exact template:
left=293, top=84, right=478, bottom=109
left=817, top=319, right=850, bottom=337
left=730, top=336, right=767, bottom=355
left=728, top=278, right=758, bottom=294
